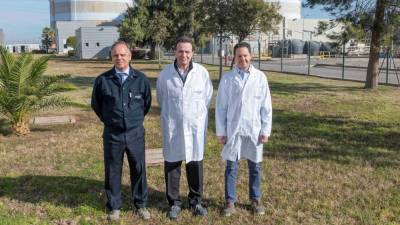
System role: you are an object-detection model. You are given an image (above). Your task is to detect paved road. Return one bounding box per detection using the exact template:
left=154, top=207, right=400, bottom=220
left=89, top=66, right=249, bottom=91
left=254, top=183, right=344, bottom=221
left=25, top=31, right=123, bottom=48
left=166, top=54, right=400, bottom=85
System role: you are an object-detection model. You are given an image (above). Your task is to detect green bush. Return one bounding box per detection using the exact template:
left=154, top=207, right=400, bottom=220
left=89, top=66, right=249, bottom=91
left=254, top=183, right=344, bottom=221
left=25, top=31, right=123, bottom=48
left=131, top=48, right=147, bottom=59
left=68, top=50, right=75, bottom=57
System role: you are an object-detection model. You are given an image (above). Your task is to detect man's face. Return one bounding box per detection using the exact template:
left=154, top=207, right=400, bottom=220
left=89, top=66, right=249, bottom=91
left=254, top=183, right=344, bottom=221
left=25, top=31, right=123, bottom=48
left=175, top=42, right=193, bottom=69
left=112, top=44, right=131, bottom=70
left=234, top=47, right=252, bottom=70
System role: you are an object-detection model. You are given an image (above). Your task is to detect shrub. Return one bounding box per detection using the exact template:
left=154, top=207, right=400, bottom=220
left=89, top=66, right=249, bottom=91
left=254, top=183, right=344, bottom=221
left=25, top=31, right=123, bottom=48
left=131, top=48, right=148, bottom=59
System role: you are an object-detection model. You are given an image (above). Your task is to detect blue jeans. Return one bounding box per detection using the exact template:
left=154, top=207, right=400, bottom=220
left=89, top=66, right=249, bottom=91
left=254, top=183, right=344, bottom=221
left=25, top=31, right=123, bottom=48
left=225, top=160, right=262, bottom=203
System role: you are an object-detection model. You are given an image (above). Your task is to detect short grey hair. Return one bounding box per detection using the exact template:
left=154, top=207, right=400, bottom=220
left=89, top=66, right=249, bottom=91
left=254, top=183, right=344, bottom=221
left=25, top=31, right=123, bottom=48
left=111, top=41, right=130, bottom=52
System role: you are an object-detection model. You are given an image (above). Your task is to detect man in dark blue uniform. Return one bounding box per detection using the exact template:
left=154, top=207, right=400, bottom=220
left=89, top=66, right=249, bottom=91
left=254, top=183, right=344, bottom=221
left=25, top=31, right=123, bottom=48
left=91, top=41, right=152, bottom=221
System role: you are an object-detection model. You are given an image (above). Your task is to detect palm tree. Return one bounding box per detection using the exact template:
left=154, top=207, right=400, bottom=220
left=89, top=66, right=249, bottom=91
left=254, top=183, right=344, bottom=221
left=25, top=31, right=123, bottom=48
left=0, top=47, right=74, bottom=135
left=42, top=27, right=55, bottom=53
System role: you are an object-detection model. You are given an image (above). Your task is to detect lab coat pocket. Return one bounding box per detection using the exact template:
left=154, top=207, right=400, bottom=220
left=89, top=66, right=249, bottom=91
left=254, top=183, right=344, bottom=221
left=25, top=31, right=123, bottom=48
left=191, top=86, right=204, bottom=100
left=253, top=85, right=263, bottom=99
left=167, top=86, right=181, bottom=102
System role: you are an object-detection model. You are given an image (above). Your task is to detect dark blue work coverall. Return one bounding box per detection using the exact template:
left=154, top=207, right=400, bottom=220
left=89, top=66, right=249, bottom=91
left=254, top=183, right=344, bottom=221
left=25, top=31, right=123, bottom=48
left=91, top=66, right=152, bottom=211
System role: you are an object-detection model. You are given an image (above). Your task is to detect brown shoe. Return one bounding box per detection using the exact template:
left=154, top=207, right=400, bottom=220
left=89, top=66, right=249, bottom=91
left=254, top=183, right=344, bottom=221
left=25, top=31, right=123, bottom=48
left=223, top=202, right=236, bottom=217
left=251, top=199, right=265, bottom=215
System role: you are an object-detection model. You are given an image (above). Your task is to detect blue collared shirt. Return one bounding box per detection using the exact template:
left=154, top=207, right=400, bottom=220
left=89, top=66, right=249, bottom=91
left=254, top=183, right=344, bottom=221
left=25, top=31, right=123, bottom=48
left=115, top=68, right=130, bottom=84
left=236, top=67, right=250, bottom=80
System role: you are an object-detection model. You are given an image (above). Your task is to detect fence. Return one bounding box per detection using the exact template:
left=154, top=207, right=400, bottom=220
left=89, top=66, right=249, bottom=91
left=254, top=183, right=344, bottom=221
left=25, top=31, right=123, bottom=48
left=184, top=39, right=400, bottom=86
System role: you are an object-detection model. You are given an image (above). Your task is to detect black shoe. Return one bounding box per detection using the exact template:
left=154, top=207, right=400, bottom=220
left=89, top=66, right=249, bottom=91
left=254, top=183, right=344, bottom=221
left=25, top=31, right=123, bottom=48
left=168, top=205, right=181, bottom=220
left=191, top=204, right=208, bottom=216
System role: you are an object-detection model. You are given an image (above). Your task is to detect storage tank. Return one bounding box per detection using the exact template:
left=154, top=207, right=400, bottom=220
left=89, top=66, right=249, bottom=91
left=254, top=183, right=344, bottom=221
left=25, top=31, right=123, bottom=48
left=303, top=41, right=321, bottom=56
left=49, top=0, right=131, bottom=26
left=289, top=39, right=304, bottom=54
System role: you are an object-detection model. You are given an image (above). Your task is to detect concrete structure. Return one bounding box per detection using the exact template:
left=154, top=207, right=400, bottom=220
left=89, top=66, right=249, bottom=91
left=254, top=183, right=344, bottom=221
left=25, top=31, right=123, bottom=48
left=206, top=0, right=342, bottom=58
left=49, top=0, right=131, bottom=53
left=75, top=26, right=119, bottom=59
left=0, top=29, right=4, bottom=46
left=267, top=0, right=301, bottom=20
left=276, top=18, right=341, bottom=42
left=5, top=43, right=41, bottom=53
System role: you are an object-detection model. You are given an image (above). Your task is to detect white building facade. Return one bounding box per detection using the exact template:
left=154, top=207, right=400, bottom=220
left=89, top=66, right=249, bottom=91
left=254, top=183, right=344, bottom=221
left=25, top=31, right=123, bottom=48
left=49, top=0, right=131, bottom=53
left=75, top=26, right=119, bottom=59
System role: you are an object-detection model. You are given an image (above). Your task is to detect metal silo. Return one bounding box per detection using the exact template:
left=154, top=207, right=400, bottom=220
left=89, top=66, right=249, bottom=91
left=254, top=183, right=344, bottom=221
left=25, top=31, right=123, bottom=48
left=49, top=0, right=131, bottom=54
left=50, top=0, right=131, bottom=27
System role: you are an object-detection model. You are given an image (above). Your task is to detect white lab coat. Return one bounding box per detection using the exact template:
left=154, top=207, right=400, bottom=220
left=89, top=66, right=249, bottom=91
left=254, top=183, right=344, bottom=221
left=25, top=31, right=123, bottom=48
left=215, top=65, right=272, bottom=163
left=157, top=62, right=213, bottom=162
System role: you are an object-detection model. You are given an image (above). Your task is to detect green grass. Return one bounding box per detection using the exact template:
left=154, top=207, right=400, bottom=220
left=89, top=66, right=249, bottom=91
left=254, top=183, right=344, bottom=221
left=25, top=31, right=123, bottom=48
left=0, top=58, right=399, bottom=224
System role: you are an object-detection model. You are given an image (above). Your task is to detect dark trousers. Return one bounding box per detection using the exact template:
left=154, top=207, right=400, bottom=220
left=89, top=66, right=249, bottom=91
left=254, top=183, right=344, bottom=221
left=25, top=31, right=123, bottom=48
left=164, top=160, right=203, bottom=207
left=103, top=126, right=147, bottom=210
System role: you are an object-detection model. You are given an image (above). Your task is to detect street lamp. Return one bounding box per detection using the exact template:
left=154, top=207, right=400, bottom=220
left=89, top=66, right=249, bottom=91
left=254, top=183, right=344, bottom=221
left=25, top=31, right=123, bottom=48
left=302, top=14, right=309, bottom=41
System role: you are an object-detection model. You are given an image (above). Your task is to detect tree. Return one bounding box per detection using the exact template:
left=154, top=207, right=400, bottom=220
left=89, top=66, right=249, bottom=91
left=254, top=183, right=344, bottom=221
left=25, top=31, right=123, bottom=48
left=304, top=0, right=396, bottom=89
left=316, top=20, right=365, bottom=51
left=231, top=0, right=282, bottom=43
left=41, top=27, right=55, bottom=54
left=147, top=11, right=171, bottom=66
left=201, top=0, right=282, bottom=73
left=118, top=0, right=148, bottom=48
left=0, top=47, right=74, bottom=135
left=66, top=36, right=76, bottom=49
left=120, top=1, right=209, bottom=55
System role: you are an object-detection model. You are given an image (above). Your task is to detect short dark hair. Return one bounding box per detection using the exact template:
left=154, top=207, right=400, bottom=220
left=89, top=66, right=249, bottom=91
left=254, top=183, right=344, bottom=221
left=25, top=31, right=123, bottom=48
left=175, top=36, right=194, bottom=50
left=233, top=42, right=251, bottom=56
left=111, top=40, right=130, bottom=52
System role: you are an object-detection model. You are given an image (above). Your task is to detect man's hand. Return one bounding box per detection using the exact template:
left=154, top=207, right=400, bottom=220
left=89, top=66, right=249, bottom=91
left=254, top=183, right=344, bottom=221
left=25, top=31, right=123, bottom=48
left=217, top=136, right=227, bottom=145
left=259, top=135, right=269, bottom=144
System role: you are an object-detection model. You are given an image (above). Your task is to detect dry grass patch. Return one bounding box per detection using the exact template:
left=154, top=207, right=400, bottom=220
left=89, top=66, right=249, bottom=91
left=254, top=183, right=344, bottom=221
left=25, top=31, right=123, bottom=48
left=0, top=58, right=399, bottom=224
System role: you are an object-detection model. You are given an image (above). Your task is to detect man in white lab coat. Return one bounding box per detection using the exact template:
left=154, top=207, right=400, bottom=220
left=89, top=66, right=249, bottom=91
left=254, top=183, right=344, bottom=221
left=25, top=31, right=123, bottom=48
left=215, top=42, right=272, bottom=217
left=156, top=37, right=213, bottom=220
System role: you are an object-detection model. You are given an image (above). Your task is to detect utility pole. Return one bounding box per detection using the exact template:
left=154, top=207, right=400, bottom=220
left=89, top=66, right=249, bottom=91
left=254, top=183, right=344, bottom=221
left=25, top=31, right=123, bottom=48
left=281, top=17, right=285, bottom=72
left=219, top=33, right=223, bottom=80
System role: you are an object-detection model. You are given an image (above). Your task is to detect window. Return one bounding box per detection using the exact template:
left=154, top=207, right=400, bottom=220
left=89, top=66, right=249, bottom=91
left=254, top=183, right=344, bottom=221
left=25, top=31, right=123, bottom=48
left=96, top=42, right=100, bottom=47
left=85, top=43, right=89, bottom=47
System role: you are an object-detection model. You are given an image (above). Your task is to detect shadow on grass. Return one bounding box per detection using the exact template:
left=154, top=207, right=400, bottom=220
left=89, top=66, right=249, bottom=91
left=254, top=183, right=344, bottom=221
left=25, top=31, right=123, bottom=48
left=268, top=81, right=364, bottom=96
left=0, top=118, right=11, bottom=136
left=66, top=76, right=96, bottom=88
left=265, top=110, right=400, bottom=167
left=0, top=175, right=165, bottom=212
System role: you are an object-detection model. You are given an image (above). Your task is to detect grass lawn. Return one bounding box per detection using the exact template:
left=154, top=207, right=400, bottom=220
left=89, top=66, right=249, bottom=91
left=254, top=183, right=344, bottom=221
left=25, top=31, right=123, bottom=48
left=0, top=58, right=399, bottom=225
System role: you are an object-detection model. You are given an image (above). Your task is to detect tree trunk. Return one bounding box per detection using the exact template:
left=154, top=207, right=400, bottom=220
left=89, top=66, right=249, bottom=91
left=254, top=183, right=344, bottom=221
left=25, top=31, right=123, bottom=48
left=149, top=42, right=157, bottom=60
left=365, top=0, right=386, bottom=89
left=188, top=1, right=195, bottom=37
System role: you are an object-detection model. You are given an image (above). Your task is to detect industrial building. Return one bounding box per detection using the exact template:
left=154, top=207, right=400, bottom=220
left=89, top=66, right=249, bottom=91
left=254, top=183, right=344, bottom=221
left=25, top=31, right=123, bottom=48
left=49, top=0, right=131, bottom=54
left=75, top=26, right=119, bottom=59
left=208, top=0, right=343, bottom=58
left=5, top=43, right=41, bottom=53
left=0, top=29, right=4, bottom=46
left=49, top=0, right=344, bottom=59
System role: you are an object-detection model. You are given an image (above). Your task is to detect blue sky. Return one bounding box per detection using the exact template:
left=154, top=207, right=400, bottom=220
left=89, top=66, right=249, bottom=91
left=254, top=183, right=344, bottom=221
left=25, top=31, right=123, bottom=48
left=0, top=0, right=331, bottom=44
